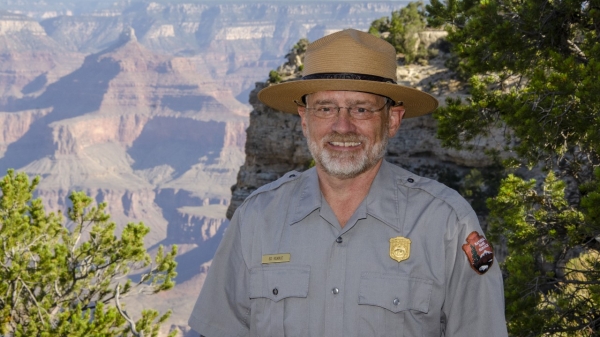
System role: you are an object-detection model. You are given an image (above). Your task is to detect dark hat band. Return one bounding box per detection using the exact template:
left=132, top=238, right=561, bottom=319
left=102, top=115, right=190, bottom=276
left=302, top=72, right=395, bottom=83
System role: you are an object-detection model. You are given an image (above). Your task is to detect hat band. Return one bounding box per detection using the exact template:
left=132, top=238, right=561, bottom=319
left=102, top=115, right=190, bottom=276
left=302, top=73, right=395, bottom=83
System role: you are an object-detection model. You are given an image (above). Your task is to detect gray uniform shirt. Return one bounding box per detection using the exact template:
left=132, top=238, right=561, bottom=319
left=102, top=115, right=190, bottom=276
left=189, top=161, right=508, bottom=337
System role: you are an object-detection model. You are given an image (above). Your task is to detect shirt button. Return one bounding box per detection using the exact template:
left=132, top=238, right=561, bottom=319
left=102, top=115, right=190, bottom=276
left=289, top=174, right=296, bottom=178
left=336, top=236, right=343, bottom=243
left=272, top=288, right=278, bottom=296
left=332, top=287, right=339, bottom=295
left=393, top=298, right=400, bottom=306
left=407, top=178, right=414, bottom=183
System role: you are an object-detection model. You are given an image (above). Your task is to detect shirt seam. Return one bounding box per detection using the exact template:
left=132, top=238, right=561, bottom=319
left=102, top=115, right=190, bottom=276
left=400, top=184, right=472, bottom=222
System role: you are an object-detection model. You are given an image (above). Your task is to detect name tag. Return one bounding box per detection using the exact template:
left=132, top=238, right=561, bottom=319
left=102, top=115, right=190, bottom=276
left=262, top=253, right=291, bottom=264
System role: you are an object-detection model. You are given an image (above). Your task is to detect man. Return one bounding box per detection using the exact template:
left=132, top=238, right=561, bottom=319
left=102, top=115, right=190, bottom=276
left=189, top=29, right=508, bottom=337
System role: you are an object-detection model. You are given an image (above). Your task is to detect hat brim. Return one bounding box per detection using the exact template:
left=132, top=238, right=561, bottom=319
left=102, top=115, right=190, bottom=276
left=257, top=79, right=439, bottom=118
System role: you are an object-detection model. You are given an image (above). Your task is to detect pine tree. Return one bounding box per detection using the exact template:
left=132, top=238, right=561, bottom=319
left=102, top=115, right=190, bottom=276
left=369, top=1, right=429, bottom=64
left=0, top=170, right=178, bottom=337
left=470, top=245, right=480, bottom=265
left=427, top=0, right=600, bottom=334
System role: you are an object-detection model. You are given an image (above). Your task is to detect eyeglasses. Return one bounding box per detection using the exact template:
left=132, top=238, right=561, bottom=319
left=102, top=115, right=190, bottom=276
left=304, top=103, right=387, bottom=120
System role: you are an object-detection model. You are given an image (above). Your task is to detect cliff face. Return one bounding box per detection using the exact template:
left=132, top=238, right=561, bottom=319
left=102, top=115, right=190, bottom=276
left=34, top=2, right=405, bottom=53
left=0, top=17, right=249, bottom=251
left=0, top=12, right=84, bottom=101
left=32, top=2, right=406, bottom=120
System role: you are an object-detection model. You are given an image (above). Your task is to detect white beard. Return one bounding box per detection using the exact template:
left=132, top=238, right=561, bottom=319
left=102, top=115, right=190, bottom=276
left=307, top=131, right=389, bottom=179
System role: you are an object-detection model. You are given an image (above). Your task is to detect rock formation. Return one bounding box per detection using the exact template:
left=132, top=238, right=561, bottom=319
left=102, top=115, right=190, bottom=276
left=0, top=11, right=84, bottom=102
left=0, top=8, right=250, bottom=264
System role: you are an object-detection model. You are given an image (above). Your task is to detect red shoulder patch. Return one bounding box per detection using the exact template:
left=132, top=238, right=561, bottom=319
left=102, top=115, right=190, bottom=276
left=461, top=231, right=494, bottom=275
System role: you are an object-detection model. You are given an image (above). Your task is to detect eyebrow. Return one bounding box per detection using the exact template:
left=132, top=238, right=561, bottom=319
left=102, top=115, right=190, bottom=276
left=312, top=99, right=336, bottom=105
left=312, top=99, right=377, bottom=105
left=346, top=99, right=374, bottom=105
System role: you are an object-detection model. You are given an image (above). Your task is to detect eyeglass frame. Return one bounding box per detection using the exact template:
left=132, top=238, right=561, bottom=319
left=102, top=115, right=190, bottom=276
left=295, top=98, right=397, bottom=120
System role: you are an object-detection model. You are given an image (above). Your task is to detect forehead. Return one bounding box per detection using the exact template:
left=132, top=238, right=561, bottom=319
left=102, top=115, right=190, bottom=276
left=306, top=91, right=386, bottom=104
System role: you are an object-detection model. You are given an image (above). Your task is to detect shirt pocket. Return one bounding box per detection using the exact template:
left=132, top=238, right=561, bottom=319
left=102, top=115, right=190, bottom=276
left=358, top=272, right=432, bottom=337
left=249, top=265, right=310, bottom=337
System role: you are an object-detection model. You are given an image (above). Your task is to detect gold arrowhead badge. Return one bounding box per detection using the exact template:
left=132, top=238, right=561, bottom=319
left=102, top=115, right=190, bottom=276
left=390, top=237, right=411, bottom=262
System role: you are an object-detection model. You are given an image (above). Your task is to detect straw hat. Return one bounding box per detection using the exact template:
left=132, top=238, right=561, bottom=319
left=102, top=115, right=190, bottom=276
left=257, top=29, right=438, bottom=118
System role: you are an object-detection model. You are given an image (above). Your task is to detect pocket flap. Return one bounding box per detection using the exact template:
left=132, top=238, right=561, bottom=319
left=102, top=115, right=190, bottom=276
left=249, top=265, right=310, bottom=302
left=358, top=272, right=432, bottom=313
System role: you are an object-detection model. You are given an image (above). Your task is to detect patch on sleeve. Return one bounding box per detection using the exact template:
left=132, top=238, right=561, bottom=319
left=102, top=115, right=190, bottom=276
left=461, top=231, right=494, bottom=275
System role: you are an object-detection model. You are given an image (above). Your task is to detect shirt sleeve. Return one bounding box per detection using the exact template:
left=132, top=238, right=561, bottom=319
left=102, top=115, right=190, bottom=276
left=442, top=209, right=508, bottom=337
left=188, top=208, right=250, bottom=337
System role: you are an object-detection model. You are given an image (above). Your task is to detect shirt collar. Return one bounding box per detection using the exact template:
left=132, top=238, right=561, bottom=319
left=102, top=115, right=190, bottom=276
left=286, top=161, right=408, bottom=232
left=365, top=160, right=404, bottom=232
left=286, top=167, right=321, bottom=226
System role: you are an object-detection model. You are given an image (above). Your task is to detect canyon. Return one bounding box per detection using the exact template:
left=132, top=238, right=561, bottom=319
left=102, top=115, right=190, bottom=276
left=0, top=1, right=411, bottom=335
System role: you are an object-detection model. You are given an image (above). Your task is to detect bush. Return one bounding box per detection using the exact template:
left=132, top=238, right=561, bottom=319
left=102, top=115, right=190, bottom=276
left=0, top=170, right=177, bottom=337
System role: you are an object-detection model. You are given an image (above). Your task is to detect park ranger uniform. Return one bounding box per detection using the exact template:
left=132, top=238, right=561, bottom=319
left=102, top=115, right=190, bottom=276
left=188, top=160, right=508, bottom=337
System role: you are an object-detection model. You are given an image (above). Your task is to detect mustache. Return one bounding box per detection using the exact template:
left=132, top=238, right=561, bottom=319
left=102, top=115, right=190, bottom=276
left=322, top=132, right=366, bottom=143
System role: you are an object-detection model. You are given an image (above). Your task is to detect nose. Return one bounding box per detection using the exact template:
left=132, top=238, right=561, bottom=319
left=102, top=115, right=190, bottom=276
left=331, top=108, right=356, bottom=134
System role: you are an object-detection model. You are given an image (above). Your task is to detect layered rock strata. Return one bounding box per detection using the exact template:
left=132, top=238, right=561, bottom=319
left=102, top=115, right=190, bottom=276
left=0, top=25, right=248, bottom=250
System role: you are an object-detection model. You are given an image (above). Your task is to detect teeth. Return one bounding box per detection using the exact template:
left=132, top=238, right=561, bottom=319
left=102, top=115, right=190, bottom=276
left=330, top=141, right=361, bottom=147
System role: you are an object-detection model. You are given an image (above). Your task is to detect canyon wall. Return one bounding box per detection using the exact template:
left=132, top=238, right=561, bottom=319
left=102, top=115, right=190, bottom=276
left=0, top=2, right=410, bottom=335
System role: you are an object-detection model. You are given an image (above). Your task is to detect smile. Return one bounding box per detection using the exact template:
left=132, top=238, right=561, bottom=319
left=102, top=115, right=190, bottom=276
left=329, top=141, right=362, bottom=147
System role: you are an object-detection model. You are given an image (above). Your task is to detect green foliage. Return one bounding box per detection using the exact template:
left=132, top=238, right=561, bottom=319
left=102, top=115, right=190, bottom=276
left=427, top=0, right=600, bottom=334
left=0, top=170, right=178, bottom=337
left=291, top=38, right=309, bottom=56
left=461, top=163, right=504, bottom=216
left=369, top=1, right=429, bottom=64
left=470, top=245, right=480, bottom=264
left=487, top=173, right=599, bottom=335
left=426, top=0, right=600, bottom=168
left=581, top=169, right=600, bottom=228
left=435, top=161, right=504, bottom=216
left=268, top=70, right=282, bottom=84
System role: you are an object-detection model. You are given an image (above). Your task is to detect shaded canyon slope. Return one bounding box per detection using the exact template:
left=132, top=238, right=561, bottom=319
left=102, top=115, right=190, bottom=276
left=0, top=17, right=248, bottom=337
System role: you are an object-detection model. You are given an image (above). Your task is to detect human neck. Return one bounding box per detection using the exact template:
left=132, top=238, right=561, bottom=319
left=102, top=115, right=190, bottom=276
left=316, top=160, right=383, bottom=228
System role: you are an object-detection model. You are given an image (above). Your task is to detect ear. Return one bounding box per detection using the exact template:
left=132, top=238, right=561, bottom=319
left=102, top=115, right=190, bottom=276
left=387, top=105, right=405, bottom=137
left=297, top=106, right=308, bottom=137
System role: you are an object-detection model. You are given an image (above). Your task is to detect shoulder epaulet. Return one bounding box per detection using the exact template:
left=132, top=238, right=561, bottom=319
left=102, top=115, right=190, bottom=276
left=396, top=170, right=473, bottom=221
left=245, top=170, right=302, bottom=201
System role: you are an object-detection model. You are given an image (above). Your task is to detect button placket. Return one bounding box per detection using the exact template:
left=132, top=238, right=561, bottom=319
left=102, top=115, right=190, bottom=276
left=325, top=231, right=347, bottom=337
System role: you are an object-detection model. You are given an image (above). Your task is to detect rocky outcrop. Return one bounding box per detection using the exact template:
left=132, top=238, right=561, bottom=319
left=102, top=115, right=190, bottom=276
left=0, top=12, right=84, bottom=101
left=0, top=109, right=50, bottom=155
left=227, top=82, right=310, bottom=219
left=0, top=12, right=46, bottom=35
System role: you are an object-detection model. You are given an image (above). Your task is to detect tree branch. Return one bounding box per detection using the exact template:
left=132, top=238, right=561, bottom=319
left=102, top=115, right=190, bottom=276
left=115, top=284, right=143, bottom=337
left=18, top=277, right=44, bottom=324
